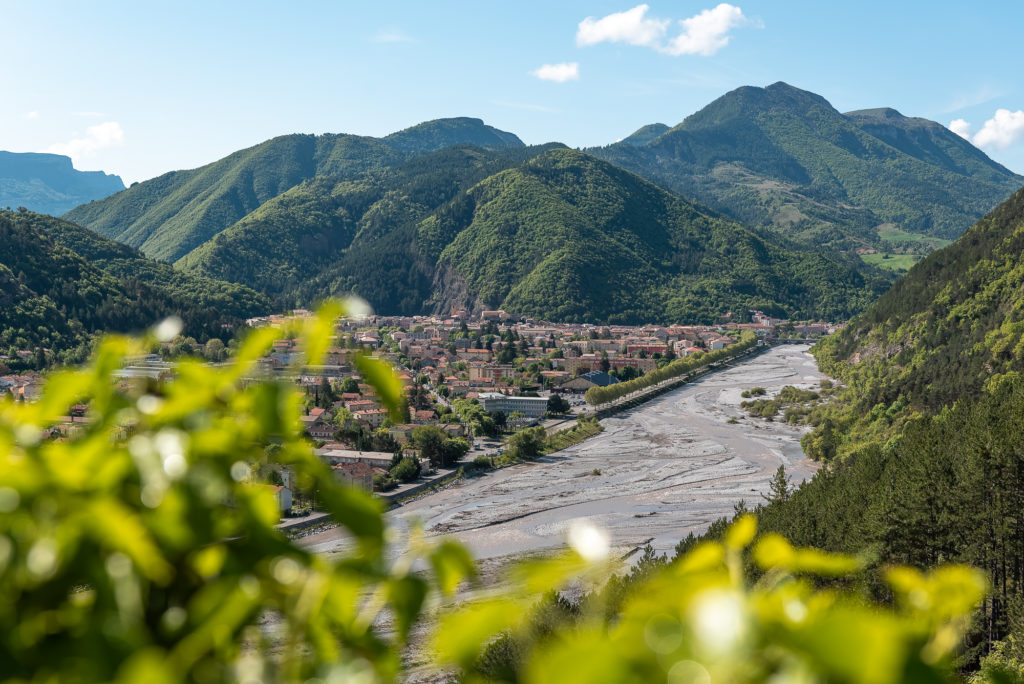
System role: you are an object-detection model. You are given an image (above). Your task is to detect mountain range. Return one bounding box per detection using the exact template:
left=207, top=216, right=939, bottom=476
left=0, top=82, right=1014, bottom=328
left=0, top=151, right=125, bottom=216
left=178, top=145, right=888, bottom=323
left=591, top=82, right=1022, bottom=251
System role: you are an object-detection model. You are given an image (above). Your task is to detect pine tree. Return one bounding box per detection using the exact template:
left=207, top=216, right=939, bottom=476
left=764, top=465, right=790, bottom=505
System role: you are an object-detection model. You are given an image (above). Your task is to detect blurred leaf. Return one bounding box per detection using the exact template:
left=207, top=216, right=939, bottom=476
left=433, top=599, right=524, bottom=668
left=302, top=301, right=344, bottom=367
left=725, top=514, right=757, bottom=549
left=429, top=540, right=477, bottom=597
left=353, top=353, right=405, bottom=422
left=387, top=575, right=428, bottom=642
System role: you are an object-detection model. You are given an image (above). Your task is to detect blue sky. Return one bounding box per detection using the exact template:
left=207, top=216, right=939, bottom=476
left=2, top=1, right=1022, bottom=184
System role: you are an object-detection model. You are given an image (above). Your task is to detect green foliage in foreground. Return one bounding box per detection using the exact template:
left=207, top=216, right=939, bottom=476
left=436, top=515, right=986, bottom=684
left=762, top=372, right=1024, bottom=668
left=586, top=332, right=757, bottom=405
left=0, top=306, right=991, bottom=682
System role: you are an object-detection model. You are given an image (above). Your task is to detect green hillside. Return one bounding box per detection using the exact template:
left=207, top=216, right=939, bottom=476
left=439, top=149, right=889, bottom=322
left=178, top=144, right=559, bottom=312
left=0, top=210, right=267, bottom=366
left=181, top=147, right=890, bottom=324
left=590, top=82, right=1022, bottom=250
left=64, top=118, right=524, bottom=262
left=810, top=185, right=1024, bottom=445
left=745, top=187, right=1024, bottom=664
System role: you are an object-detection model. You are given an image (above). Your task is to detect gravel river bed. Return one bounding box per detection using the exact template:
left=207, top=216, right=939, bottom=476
left=301, top=344, right=824, bottom=561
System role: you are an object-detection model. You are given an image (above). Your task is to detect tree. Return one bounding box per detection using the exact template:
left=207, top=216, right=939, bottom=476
left=412, top=424, right=446, bottom=467
left=599, top=351, right=610, bottom=373
left=315, top=376, right=336, bottom=409
left=390, top=456, right=421, bottom=482
left=763, top=464, right=790, bottom=505
left=547, top=394, right=570, bottom=414
left=439, top=438, right=470, bottom=468
left=340, top=377, right=360, bottom=394
left=203, top=337, right=226, bottom=361
left=508, top=426, right=546, bottom=460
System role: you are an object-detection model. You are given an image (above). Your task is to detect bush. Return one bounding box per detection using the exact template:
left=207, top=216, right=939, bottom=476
left=473, top=455, right=492, bottom=468
left=390, top=456, right=421, bottom=482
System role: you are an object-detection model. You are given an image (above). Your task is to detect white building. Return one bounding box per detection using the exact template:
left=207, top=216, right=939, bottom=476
left=478, top=392, right=548, bottom=421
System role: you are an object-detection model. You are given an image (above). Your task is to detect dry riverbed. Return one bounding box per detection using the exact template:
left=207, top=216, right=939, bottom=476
left=301, top=344, right=824, bottom=561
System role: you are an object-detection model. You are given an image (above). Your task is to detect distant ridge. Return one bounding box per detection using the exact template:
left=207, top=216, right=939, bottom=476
left=590, top=82, right=1023, bottom=249
left=177, top=145, right=889, bottom=324
left=0, top=151, right=124, bottom=215
left=64, top=118, right=524, bottom=262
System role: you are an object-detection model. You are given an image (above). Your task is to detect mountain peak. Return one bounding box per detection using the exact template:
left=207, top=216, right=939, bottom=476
left=678, top=82, right=835, bottom=132
left=383, top=117, right=524, bottom=153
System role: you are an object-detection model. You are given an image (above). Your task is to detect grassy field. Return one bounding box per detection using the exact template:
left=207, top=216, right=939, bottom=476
left=860, top=252, right=922, bottom=272
left=876, top=224, right=953, bottom=250
left=542, top=418, right=604, bottom=454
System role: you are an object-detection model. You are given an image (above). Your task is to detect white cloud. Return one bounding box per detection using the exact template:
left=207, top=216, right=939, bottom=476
left=665, top=3, right=748, bottom=56
left=577, top=4, right=668, bottom=48
left=949, top=118, right=972, bottom=140
left=371, top=28, right=413, bottom=43
left=576, top=3, right=753, bottom=56
left=973, top=109, right=1024, bottom=149
left=25, top=111, right=39, bottom=120
left=44, top=121, right=125, bottom=163
left=531, top=62, right=580, bottom=83
left=951, top=110, right=1024, bottom=150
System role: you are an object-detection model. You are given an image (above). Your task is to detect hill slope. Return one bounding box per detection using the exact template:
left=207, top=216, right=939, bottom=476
left=815, top=185, right=1024, bottom=421
left=0, top=210, right=267, bottom=366
left=590, top=82, right=1022, bottom=250
left=0, top=151, right=124, bottom=215
left=64, top=118, right=524, bottom=262
left=748, top=182, right=1024, bottom=667
left=180, top=147, right=890, bottom=324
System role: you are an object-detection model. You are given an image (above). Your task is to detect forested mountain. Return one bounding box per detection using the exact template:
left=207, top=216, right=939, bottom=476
left=749, top=188, right=1024, bottom=664
left=0, top=151, right=124, bottom=215
left=64, top=118, right=524, bottom=262
left=809, top=185, right=1024, bottom=453
left=589, top=82, right=1022, bottom=251
left=180, top=146, right=890, bottom=323
left=0, top=210, right=267, bottom=367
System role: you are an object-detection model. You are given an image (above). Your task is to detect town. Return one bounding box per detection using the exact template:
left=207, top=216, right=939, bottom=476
left=0, top=307, right=837, bottom=521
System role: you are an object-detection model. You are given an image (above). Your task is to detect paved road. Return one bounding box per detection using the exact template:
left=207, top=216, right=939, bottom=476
left=301, top=345, right=823, bottom=560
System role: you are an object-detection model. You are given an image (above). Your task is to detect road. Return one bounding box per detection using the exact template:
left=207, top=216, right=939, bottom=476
left=301, top=344, right=824, bottom=560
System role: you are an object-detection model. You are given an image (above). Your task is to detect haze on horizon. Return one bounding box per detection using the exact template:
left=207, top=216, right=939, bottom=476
left=2, top=0, right=1022, bottom=184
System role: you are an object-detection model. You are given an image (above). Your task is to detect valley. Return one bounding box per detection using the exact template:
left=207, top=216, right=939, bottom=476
left=301, top=344, right=822, bottom=561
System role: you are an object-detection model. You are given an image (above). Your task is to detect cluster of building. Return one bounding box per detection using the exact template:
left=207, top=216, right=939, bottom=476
left=8, top=307, right=837, bottom=517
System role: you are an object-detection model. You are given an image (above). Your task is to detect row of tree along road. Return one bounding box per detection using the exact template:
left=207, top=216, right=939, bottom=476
left=584, top=331, right=760, bottom=408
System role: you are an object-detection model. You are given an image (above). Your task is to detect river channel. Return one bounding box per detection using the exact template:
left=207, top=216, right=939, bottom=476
left=302, top=344, right=824, bottom=561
